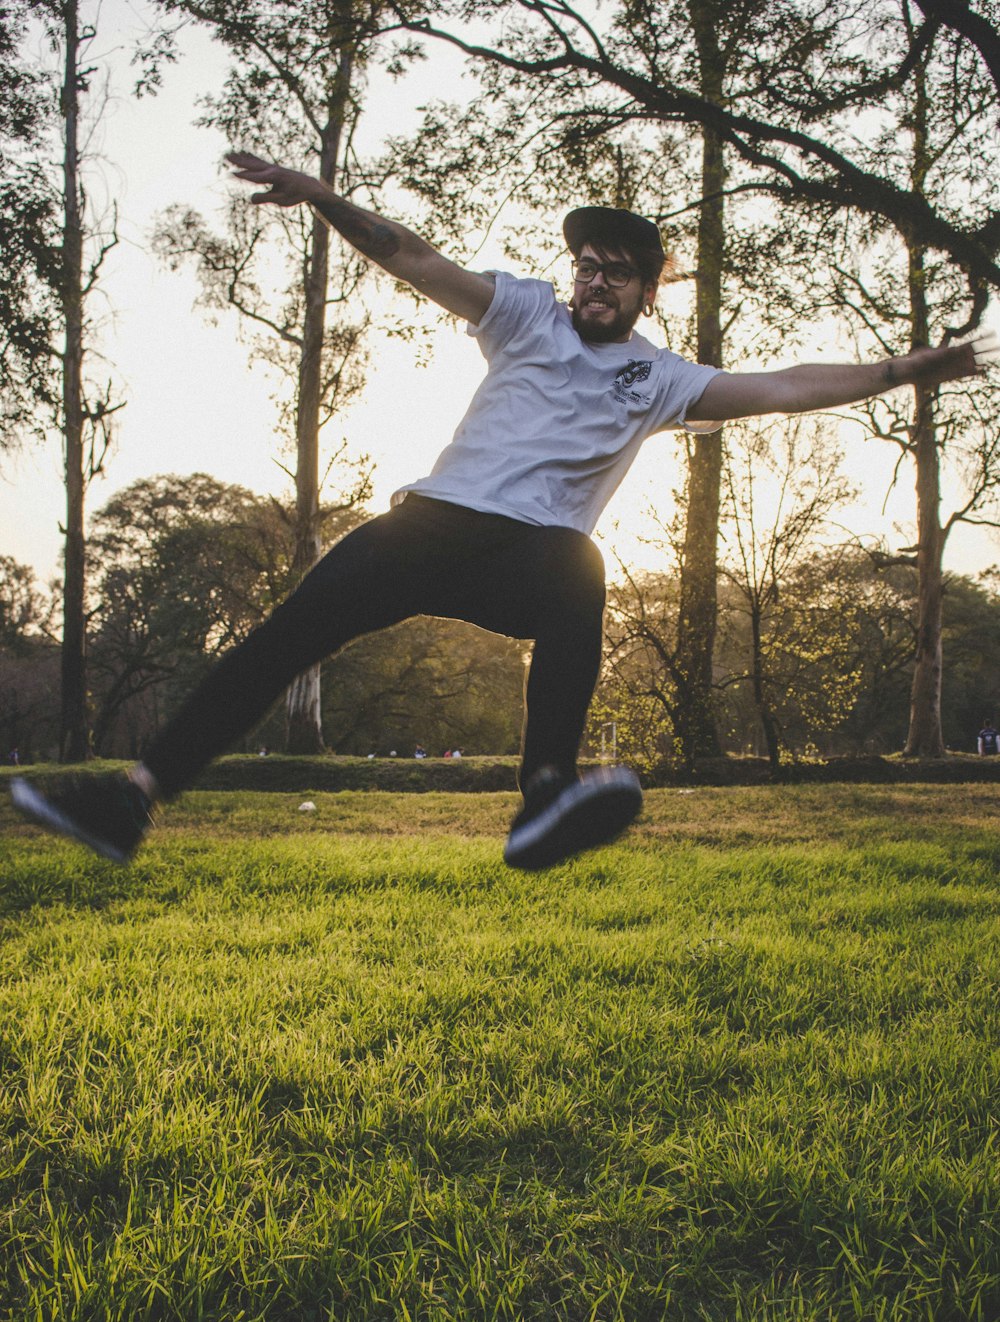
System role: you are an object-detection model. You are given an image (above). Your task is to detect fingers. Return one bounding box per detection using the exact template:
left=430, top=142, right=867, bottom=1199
left=226, top=151, right=279, bottom=191
left=226, top=151, right=295, bottom=206
left=225, top=150, right=270, bottom=170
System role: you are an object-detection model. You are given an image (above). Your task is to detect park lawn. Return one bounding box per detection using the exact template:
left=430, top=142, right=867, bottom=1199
left=0, top=781, right=999, bottom=1320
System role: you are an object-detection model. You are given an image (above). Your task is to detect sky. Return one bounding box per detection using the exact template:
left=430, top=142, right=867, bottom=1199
left=2, top=0, right=1000, bottom=589
left=1, top=0, right=490, bottom=580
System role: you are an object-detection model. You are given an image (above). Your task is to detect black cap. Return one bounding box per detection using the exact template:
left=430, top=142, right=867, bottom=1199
left=562, top=206, right=665, bottom=262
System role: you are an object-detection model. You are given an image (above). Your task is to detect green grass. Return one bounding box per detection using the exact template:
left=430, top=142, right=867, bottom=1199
left=1, top=782, right=999, bottom=1320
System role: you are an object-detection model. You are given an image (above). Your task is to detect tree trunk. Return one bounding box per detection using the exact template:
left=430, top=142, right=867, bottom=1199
left=902, top=54, right=946, bottom=758
left=59, top=0, right=89, bottom=763
left=674, top=5, right=726, bottom=769
left=283, top=189, right=329, bottom=754
left=675, top=428, right=723, bottom=765
left=750, top=603, right=781, bottom=770
left=903, top=387, right=945, bottom=756
left=284, top=52, right=353, bottom=754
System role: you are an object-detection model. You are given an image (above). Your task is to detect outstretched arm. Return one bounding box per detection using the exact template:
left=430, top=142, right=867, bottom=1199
left=686, top=336, right=999, bottom=423
left=226, top=151, right=495, bottom=325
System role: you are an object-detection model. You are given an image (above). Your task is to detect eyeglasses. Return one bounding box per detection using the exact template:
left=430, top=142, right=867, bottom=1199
left=571, top=258, right=642, bottom=288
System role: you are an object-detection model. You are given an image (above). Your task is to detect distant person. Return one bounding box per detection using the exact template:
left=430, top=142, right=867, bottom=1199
left=451, top=748, right=462, bottom=760
left=978, top=719, right=999, bottom=756
left=443, top=749, right=453, bottom=759
left=8, top=748, right=19, bottom=766
left=414, top=745, right=427, bottom=759
left=11, top=149, right=998, bottom=870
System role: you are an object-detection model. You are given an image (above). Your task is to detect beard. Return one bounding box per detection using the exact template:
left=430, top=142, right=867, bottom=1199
left=570, top=297, right=641, bottom=344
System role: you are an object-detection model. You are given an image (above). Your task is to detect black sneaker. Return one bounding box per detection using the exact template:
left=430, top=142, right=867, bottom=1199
left=10, top=773, right=154, bottom=863
left=504, top=764, right=643, bottom=871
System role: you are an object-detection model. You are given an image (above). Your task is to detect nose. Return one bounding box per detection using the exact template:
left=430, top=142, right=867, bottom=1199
left=590, top=266, right=609, bottom=288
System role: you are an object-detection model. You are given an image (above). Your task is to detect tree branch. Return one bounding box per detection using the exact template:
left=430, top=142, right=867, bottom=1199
left=914, top=0, right=1000, bottom=99
left=397, top=8, right=1000, bottom=289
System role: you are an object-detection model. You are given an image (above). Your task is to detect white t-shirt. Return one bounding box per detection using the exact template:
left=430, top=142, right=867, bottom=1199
left=392, top=271, right=722, bottom=536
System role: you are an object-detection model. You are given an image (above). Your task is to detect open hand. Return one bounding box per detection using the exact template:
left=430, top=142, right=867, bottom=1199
left=226, top=151, right=319, bottom=208
left=903, top=332, right=1000, bottom=389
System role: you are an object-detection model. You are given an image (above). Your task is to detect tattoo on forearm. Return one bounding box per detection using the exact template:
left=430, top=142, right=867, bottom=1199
left=314, top=196, right=400, bottom=260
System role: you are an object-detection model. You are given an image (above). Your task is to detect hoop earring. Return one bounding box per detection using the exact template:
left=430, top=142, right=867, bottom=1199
left=643, top=301, right=655, bottom=318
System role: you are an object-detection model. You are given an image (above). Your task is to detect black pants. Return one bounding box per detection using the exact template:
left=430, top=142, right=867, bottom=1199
left=143, top=495, right=607, bottom=799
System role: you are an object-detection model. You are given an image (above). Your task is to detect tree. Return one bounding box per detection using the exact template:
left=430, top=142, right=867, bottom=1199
left=0, top=0, right=123, bottom=761
left=381, top=0, right=865, bottom=767
left=593, top=543, right=1000, bottom=767
left=86, top=472, right=365, bottom=756
left=399, top=0, right=1000, bottom=307
left=938, top=570, right=1000, bottom=750
left=673, top=0, right=760, bottom=766
left=593, top=420, right=858, bottom=773
left=84, top=473, right=527, bottom=759
left=152, top=0, right=389, bottom=753
left=0, top=0, right=59, bottom=449
left=0, top=556, right=58, bottom=761
left=0, top=555, right=53, bottom=653
left=88, top=474, right=277, bottom=755
left=392, top=0, right=1000, bottom=763
left=818, top=550, right=916, bottom=755
left=718, top=417, right=857, bottom=767
left=795, top=555, right=1000, bottom=757
left=320, top=615, right=527, bottom=755
left=821, top=6, right=1000, bottom=754
left=589, top=566, right=683, bottom=774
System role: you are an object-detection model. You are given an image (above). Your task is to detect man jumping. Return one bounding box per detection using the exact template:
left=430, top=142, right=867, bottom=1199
left=11, top=151, right=997, bottom=869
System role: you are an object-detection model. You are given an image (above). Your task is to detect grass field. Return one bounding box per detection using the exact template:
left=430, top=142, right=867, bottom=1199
left=1, top=778, right=999, bottom=1320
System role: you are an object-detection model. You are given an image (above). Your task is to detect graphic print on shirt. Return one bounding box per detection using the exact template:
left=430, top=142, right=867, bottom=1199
left=613, top=359, right=653, bottom=407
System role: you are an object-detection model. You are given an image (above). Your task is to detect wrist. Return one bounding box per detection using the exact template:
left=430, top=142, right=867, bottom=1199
left=306, top=177, right=333, bottom=206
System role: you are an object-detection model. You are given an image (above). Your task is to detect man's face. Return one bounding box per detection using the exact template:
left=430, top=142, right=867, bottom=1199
left=569, top=242, right=656, bottom=344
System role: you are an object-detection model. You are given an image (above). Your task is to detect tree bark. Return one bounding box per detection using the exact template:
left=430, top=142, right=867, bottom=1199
left=284, top=50, right=353, bottom=755
left=902, top=51, right=946, bottom=757
left=59, top=0, right=89, bottom=763
left=674, top=2, right=726, bottom=768
left=903, top=386, right=945, bottom=756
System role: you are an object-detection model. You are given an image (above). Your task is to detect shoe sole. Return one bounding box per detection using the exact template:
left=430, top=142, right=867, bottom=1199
left=9, top=777, right=133, bottom=863
left=504, top=767, right=643, bottom=871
